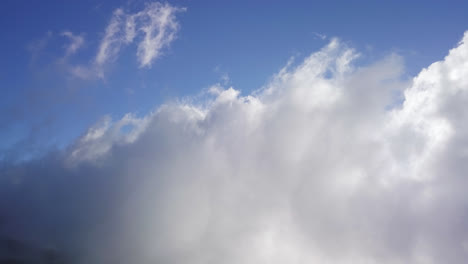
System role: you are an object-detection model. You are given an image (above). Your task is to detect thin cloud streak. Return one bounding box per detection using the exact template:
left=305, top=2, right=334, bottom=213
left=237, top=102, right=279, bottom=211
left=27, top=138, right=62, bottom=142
left=61, top=31, right=85, bottom=57
left=75, top=2, right=185, bottom=79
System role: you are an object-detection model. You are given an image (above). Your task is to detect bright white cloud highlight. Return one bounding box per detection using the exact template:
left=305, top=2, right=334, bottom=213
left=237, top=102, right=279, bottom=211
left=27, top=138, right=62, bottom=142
left=2, top=32, right=468, bottom=264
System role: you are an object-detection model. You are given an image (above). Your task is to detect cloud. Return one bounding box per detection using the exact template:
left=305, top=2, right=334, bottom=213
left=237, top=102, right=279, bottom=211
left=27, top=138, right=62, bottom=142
left=2, top=32, right=468, bottom=264
left=80, top=2, right=185, bottom=79
left=312, top=31, right=327, bottom=40
left=132, top=2, right=185, bottom=68
left=61, top=31, right=84, bottom=57
left=28, top=2, right=184, bottom=80
left=95, top=8, right=128, bottom=67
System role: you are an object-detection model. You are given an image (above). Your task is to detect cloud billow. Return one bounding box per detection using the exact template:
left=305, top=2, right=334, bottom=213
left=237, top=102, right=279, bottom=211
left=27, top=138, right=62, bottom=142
left=2, top=32, right=468, bottom=263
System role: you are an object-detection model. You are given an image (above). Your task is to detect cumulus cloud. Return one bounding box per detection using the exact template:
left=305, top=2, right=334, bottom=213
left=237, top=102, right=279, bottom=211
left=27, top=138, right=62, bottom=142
left=2, top=32, right=468, bottom=264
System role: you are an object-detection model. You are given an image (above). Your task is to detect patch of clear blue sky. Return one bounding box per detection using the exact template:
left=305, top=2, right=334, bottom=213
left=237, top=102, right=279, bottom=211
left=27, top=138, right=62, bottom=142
left=1, top=0, right=467, bottom=160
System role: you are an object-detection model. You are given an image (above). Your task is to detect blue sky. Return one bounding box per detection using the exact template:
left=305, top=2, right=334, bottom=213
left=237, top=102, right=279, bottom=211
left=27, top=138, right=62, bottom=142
left=1, top=0, right=467, bottom=159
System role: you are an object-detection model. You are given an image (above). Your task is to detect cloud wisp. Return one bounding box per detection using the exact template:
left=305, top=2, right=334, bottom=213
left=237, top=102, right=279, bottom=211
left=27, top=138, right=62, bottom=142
left=2, top=32, right=468, bottom=263
left=61, top=31, right=85, bottom=57
left=72, top=2, right=185, bottom=79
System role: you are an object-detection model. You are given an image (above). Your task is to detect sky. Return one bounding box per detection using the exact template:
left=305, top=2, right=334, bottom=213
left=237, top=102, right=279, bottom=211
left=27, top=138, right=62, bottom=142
left=1, top=0, right=468, bottom=263
left=1, top=0, right=468, bottom=158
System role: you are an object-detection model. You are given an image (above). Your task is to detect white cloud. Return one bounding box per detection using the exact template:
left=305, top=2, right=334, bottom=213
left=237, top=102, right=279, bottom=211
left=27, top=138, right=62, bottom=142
left=2, top=32, right=468, bottom=264
left=132, top=2, right=185, bottom=68
left=95, top=8, right=127, bottom=67
left=61, top=31, right=84, bottom=57
left=30, top=2, right=184, bottom=80
left=66, top=2, right=184, bottom=79
left=312, top=31, right=327, bottom=40
left=83, top=2, right=185, bottom=78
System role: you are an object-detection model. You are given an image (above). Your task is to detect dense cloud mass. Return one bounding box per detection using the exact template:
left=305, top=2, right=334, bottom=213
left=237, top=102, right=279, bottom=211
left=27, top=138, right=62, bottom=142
left=1, top=32, right=468, bottom=264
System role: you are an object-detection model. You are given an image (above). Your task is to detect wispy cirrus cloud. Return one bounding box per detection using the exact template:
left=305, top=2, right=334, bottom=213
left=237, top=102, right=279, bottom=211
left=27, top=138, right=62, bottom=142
left=61, top=31, right=85, bottom=57
left=27, top=2, right=184, bottom=80
left=132, top=2, right=184, bottom=67
left=94, top=8, right=128, bottom=67
left=73, top=2, right=185, bottom=79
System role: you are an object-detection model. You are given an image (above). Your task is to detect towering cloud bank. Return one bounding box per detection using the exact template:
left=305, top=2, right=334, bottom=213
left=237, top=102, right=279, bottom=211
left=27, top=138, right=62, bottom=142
left=1, top=32, right=468, bottom=264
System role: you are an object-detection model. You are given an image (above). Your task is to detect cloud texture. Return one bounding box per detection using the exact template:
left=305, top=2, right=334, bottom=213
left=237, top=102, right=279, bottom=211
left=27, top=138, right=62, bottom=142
left=2, top=32, right=468, bottom=263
